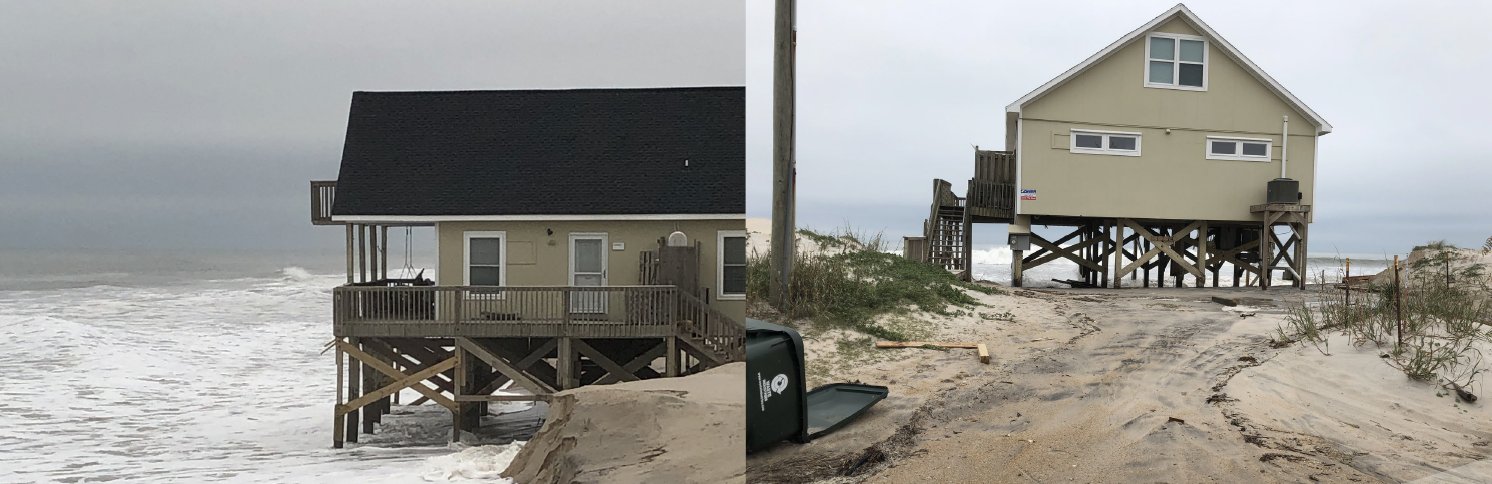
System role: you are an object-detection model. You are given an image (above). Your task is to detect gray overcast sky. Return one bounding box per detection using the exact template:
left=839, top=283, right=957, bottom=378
left=745, top=0, right=1492, bottom=256
left=0, top=1, right=742, bottom=251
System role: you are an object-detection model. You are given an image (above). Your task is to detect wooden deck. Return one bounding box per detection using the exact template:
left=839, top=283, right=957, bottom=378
left=328, top=284, right=745, bottom=447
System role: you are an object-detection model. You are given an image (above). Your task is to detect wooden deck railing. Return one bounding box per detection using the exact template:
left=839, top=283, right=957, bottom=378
left=967, top=178, right=1015, bottom=220
left=333, top=285, right=743, bottom=355
left=974, top=149, right=1016, bottom=184
left=333, top=285, right=683, bottom=326
left=967, top=149, right=1016, bottom=221
left=677, top=291, right=745, bottom=361
left=311, top=180, right=339, bottom=225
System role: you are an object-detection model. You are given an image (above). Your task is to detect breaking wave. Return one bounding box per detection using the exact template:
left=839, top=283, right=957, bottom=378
left=279, top=266, right=317, bottom=281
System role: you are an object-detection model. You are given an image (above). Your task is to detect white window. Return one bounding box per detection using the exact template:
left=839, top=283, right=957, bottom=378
left=1145, top=33, right=1207, bottom=90
left=717, top=230, right=747, bottom=300
left=1206, top=136, right=1272, bottom=161
left=463, top=231, right=506, bottom=287
left=1069, top=129, right=1141, bottom=157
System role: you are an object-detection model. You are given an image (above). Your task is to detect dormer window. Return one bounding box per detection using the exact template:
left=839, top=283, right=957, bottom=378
left=1146, top=33, right=1206, bottom=90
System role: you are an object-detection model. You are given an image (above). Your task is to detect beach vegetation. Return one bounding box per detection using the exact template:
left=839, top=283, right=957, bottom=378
left=746, top=227, right=994, bottom=341
left=1278, top=243, right=1491, bottom=398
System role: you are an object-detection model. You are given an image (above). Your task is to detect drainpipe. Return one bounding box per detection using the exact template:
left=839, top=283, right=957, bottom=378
left=1280, top=115, right=1289, bottom=178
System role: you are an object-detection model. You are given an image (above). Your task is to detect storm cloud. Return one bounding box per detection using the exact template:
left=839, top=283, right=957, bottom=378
left=0, top=1, right=743, bottom=250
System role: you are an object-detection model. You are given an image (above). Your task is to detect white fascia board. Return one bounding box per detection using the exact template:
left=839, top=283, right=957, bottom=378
left=332, top=213, right=746, bottom=223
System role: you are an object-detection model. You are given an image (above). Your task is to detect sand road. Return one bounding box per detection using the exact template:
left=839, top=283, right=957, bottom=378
left=748, top=287, right=1491, bottom=483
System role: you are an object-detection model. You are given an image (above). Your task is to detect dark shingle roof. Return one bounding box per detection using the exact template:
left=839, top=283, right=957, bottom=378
left=330, top=87, right=744, bottom=217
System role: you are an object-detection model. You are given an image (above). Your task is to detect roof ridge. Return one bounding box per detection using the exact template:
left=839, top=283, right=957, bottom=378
left=351, top=86, right=744, bottom=95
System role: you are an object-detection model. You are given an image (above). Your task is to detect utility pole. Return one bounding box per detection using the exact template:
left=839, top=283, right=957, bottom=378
left=770, top=0, right=797, bottom=309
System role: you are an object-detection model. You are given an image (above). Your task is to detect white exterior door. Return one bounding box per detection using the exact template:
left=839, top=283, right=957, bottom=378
left=569, top=233, right=608, bottom=313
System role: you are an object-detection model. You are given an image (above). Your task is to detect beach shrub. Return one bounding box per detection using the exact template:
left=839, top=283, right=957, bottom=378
left=746, top=228, right=993, bottom=341
left=1280, top=243, right=1492, bottom=396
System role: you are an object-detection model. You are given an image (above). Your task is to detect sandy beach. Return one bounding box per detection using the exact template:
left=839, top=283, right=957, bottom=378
left=746, top=226, right=1491, bottom=483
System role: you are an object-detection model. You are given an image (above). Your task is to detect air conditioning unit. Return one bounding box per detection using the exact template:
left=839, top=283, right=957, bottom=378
left=1267, top=178, right=1300, bottom=204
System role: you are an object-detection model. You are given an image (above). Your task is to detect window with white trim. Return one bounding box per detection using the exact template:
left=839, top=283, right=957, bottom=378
left=463, top=231, right=506, bottom=287
left=718, top=230, right=746, bottom=300
left=1206, top=136, right=1271, bottom=161
left=1146, top=33, right=1206, bottom=90
left=1070, top=129, right=1141, bottom=156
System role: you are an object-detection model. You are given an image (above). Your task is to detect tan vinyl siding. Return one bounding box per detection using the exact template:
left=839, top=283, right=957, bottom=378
left=435, top=219, right=745, bottom=318
left=1017, top=17, right=1318, bottom=222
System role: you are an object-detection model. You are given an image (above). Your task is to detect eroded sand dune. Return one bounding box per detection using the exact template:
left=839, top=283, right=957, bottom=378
left=503, top=363, right=745, bottom=484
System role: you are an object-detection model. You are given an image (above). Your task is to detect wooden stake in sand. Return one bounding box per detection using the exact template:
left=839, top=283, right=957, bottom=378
left=1345, top=258, right=1351, bottom=308
left=1394, top=255, right=1404, bottom=352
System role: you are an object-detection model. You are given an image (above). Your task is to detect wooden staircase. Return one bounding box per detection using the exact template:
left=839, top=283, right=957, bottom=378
left=922, top=179, right=971, bottom=279
left=928, top=204, right=968, bottom=274
left=676, top=291, right=745, bottom=369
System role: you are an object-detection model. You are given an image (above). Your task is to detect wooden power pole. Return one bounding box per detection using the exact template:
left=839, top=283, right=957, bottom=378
left=770, top=0, right=797, bottom=309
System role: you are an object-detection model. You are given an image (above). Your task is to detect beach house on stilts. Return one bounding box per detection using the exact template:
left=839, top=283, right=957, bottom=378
left=309, top=87, right=746, bottom=447
left=916, top=3, right=1330, bottom=289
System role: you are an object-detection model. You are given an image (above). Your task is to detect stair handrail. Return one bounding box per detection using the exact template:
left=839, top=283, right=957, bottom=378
left=675, top=291, right=745, bottom=361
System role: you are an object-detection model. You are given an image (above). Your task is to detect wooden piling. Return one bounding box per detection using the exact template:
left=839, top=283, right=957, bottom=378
left=1011, top=249, right=1023, bottom=287
left=452, top=343, right=467, bottom=443
left=666, top=336, right=680, bottom=377
left=1197, top=222, right=1209, bottom=288
left=345, top=337, right=361, bottom=444
left=334, top=340, right=345, bottom=449
left=362, top=350, right=377, bottom=434
left=1112, top=222, right=1125, bottom=289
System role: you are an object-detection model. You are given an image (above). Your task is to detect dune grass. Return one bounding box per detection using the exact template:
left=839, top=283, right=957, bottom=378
left=746, top=228, right=995, bottom=341
left=1279, top=243, right=1491, bottom=396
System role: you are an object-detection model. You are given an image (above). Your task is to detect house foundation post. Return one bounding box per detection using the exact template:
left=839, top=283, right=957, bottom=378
left=1197, top=222, right=1209, bottom=288
left=1112, top=221, right=1125, bottom=289
left=344, top=337, right=360, bottom=444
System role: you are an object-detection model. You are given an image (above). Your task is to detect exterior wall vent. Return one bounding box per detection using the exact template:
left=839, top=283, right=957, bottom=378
left=666, top=231, right=689, bottom=247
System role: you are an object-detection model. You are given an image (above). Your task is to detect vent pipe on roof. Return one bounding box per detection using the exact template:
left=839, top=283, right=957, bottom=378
left=1280, top=115, right=1289, bottom=179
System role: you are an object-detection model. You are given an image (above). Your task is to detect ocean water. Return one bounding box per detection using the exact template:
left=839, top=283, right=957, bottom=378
left=967, top=244, right=1391, bottom=288
left=0, top=249, right=532, bottom=483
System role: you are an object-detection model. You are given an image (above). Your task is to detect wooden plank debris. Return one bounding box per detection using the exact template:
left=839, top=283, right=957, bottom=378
left=875, top=341, right=979, bottom=349
left=877, top=340, right=991, bottom=364
left=1211, top=296, right=1238, bottom=306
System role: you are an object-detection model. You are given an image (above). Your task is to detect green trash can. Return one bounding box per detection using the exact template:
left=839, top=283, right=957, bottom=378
left=746, top=319, right=888, bottom=453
